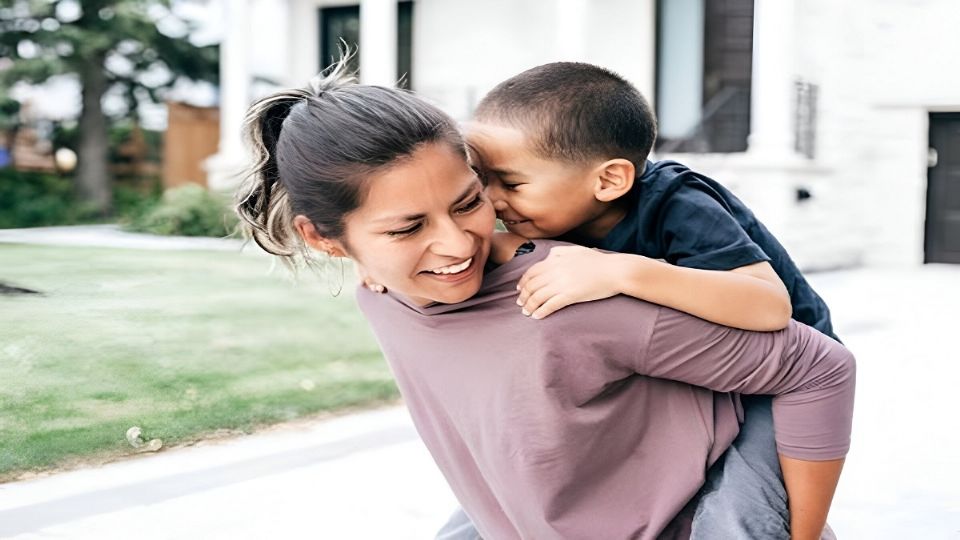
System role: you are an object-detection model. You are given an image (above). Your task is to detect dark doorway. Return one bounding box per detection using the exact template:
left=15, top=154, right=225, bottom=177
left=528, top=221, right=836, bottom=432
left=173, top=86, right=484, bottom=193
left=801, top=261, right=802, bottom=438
left=925, top=112, right=960, bottom=264
left=318, top=2, right=414, bottom=88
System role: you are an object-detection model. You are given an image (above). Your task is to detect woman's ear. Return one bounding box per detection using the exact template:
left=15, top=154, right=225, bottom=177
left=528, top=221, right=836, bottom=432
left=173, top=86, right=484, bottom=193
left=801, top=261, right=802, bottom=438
left=293, top=215, right=347, bottom=257
left=593, top=159, right=635, bottom=203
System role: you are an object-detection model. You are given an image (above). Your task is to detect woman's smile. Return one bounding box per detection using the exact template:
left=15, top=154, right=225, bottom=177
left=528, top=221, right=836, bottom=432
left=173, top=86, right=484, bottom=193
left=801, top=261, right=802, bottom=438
left=420, top=252, right=481, bottom=283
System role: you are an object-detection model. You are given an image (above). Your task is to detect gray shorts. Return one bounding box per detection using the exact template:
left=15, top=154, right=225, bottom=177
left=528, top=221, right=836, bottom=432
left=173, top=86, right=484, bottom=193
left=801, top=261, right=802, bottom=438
left=689, top=395, right=790, bottom=539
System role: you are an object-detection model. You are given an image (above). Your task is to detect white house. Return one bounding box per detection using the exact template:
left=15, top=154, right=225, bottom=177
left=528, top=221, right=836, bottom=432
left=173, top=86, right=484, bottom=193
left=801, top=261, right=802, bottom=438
left=209, top=0, right=960, bottom=269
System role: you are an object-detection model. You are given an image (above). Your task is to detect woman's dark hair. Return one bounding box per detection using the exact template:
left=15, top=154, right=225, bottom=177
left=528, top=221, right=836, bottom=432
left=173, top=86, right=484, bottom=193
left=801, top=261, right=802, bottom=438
left=235, top=54, right=466, bottom=267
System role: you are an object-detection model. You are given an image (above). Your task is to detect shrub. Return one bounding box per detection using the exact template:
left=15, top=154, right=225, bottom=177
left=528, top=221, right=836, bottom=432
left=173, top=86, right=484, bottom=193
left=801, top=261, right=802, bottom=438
left=0, top=168, right=162, bottom=229
left=124, top=184, right=238, bottom=238
left=0, top=169, right=98, bottom=228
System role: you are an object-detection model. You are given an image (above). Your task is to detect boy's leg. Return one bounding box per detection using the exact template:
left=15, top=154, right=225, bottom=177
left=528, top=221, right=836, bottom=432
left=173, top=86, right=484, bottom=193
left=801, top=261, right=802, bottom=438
left=435, top=506, right=482, bottom=540
left=690, top=395, right=791, bottom=540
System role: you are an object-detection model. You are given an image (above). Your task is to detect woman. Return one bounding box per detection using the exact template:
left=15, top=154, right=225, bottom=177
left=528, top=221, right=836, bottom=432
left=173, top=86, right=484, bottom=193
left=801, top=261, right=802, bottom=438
left=235, top=61, right=854, bottom=540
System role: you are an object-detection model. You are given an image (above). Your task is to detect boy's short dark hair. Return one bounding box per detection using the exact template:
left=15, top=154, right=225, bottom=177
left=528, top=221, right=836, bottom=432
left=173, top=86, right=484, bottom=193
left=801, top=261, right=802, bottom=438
left=475, top=62, right=657, bottom=173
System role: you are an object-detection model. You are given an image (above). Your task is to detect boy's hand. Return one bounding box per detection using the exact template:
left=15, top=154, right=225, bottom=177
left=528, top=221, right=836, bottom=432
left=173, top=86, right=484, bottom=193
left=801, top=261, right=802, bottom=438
left=355, top=263, right=386, bottom=293
left=516, top=246, right=621, bottom=319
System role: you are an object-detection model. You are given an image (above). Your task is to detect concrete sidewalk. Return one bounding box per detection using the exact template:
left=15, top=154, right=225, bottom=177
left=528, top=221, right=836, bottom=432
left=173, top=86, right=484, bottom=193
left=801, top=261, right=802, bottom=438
left=1, top=229, right=958, bottom=538
left=0, top=407, right=457, bottom=540
left=0, top=225, right=247, bottom=252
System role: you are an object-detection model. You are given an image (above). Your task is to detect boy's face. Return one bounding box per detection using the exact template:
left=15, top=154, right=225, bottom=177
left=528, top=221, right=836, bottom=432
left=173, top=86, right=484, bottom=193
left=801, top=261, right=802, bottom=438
left=465, top=122, right=605, bottom=238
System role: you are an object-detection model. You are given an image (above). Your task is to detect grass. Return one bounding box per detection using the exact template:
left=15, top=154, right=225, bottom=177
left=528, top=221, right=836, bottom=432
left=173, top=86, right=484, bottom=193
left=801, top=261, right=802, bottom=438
left=0, top=244, right=397, bottom=480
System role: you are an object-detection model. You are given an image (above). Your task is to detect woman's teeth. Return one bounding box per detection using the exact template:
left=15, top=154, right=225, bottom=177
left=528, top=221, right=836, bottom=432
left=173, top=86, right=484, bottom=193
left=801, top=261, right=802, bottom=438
left=430, top=258, right=473, bottom=275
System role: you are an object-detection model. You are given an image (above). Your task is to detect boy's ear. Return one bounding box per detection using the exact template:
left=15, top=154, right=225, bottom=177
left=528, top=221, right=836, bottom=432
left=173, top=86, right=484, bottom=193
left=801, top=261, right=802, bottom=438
left=293, top=215, right=348, bottom=257
left=593, top=159, right=635, bottom=202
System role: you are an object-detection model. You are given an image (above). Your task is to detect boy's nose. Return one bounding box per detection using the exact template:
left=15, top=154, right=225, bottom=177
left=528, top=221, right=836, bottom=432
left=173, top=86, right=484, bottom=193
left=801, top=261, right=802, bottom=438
left=491, top=198, right=509, bottom=212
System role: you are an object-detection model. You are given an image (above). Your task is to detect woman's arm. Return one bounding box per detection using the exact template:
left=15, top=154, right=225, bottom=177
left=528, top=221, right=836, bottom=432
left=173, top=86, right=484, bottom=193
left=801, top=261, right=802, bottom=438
left=638, top=309, right=855, bottom=460
left=630, top=308, right=855, bottom=540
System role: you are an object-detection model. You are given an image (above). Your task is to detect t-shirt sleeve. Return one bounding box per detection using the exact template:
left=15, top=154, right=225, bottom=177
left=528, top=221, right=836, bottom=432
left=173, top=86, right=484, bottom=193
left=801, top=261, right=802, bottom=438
left=633, top=306, right=856, bottom=460
left=657, top=183, right=770, bottom=270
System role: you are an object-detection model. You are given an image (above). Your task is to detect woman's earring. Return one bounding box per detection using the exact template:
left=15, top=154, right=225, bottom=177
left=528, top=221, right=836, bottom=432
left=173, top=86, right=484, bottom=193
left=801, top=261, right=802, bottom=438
left=328, top=257, right=344, bottom=297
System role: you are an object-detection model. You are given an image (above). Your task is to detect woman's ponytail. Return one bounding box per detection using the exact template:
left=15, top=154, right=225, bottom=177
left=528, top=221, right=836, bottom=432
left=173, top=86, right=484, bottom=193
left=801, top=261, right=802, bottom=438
left=236, top=89, right=310, bottom=262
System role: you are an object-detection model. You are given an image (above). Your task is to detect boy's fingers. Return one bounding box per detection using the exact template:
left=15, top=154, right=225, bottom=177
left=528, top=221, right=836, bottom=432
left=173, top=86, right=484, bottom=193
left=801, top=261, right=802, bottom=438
left=521, top=287, right=554, bottom=316
left=516, top=274, right=550, bottom=305
left=530, top=295, right=569, bottom=320
left=517, top=261, right=548, bottom=290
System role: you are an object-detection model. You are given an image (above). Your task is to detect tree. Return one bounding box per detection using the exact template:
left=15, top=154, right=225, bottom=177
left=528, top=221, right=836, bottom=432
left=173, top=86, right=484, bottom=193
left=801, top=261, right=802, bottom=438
left=0, top=0, right=218, bottom=214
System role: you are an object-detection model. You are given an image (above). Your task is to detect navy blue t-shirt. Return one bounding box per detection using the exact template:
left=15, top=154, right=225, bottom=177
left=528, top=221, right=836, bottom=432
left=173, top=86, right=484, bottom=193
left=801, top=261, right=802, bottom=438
left=586, top=160, right=838, bottom=341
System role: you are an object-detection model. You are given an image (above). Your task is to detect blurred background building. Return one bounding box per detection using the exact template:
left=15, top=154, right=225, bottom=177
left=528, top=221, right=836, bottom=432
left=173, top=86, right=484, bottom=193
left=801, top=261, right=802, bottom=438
left=5, top=0, right=959, bottom=269
left=206, top=0, right=960, bottom=271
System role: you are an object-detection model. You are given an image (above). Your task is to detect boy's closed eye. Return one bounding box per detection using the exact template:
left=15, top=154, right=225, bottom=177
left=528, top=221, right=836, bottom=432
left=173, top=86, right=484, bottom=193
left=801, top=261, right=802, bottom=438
left=486, top=173, right=523, bottom=191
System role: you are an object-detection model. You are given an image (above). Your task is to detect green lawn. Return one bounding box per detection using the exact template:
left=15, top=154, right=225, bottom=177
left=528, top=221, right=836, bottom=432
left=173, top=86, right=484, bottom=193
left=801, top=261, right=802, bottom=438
left=0, top=244, right=397, bottom=480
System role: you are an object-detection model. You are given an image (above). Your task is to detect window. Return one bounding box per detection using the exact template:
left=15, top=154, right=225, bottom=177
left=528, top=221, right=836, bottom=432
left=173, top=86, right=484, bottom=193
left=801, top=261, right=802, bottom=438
left=655, top=0, right=754, bottom=153
left=320, top=6, right=361, bottom=75
left=318, top=2, right=414, bottom=88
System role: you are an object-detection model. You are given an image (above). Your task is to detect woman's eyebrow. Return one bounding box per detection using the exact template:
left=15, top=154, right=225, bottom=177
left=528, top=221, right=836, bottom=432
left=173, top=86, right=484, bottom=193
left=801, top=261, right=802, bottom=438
left=371, top=181, right=480, bottom=225
left=451, top=182, right=481, bottom=205
left=372, top=212, right=425, bottom=225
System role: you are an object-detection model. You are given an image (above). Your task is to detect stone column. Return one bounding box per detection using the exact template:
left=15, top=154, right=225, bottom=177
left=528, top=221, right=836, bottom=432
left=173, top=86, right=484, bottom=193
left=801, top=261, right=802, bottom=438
left=359, top=0, right=398, bottom=86
left=206, top=0, right=252, bottom=191
left=747, top=0, right=799, bottom=160
left=288, top=0, right=319, bottom=85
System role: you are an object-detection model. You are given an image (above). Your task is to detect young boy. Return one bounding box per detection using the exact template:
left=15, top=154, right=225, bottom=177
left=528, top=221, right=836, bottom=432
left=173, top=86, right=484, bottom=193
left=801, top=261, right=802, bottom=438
left=456, top=62, right=843, bottom=540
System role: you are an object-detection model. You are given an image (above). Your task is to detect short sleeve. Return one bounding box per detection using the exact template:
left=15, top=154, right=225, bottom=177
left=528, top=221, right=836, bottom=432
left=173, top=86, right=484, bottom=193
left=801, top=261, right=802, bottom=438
left=657, top=183, right=770, bottom=270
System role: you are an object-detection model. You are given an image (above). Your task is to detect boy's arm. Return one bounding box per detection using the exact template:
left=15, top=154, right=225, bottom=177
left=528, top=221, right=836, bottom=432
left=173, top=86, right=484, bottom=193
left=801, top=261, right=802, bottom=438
left=517, top=245, right=792, bottom=330
left=520, top=178, right=794, bottom=328
left=617, top=251, right=791, bottom=330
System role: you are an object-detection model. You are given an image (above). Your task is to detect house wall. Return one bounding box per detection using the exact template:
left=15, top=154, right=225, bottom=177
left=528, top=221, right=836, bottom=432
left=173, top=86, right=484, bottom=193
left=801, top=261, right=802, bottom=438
left=274, top=0, right=960, bottom=268
left=412, top=0, right=656, bottom=120
left=848, top=0, right=960, bottom=266
left=668, top=0, right=960, bottom=269
left=797, top=0, right=960, bottom=267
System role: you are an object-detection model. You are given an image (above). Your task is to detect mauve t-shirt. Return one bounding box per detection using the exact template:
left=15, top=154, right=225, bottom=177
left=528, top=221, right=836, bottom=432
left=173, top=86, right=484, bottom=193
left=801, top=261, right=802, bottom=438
left=356, top=239, right=855, bottom=540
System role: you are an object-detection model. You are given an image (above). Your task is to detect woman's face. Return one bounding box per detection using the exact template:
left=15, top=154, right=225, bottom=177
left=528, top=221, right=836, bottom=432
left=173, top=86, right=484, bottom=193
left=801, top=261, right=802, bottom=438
left=339, top=142, right=496, bottom=305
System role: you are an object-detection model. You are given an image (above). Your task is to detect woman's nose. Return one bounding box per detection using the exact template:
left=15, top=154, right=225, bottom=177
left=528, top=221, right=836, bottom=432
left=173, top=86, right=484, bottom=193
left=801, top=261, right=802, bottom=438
left=432, top=217, right=475, bottom=258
